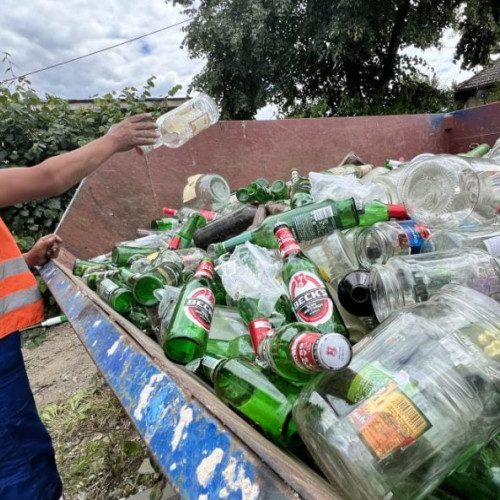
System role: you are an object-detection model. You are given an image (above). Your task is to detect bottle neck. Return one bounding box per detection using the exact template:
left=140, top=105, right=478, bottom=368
left=193, top=259, right=214, bottom=281
left=248, top=318, right=275, bottom=355
left=215, top=230, right=254, bottom=255
left=274, top=225, right=302, bottom=259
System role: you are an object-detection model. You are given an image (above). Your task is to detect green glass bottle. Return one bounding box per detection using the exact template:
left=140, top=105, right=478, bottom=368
left=73, top=258, right=110, bottom=277
left=247, top=182, right=273, bottom=204
left=199, top=355, right=302, bottom=448
left=236, top=187, right=251, bottom=204
left=270, top=179, right=289, bottom=201
left=127, top=307, right=152, bottom=331
left=356, top=200, right=408, bottom=226
left=250, top=321, right=352, bottom=385
left=209, top=198, right=359, bottom=256
left=254, top=177, right=270, bottom=188
left=82, top=269, right=118, bottom=291
left=97, top=278, right=134, bottom=313
left=163, top=258, right=216, bottom=364
left=111, top=245, right=159, bottom=267
left=168, top=213, right=206, bottom=250
left=274, top=224, right=348, bottom=336
left=461, top=143, right=491, bottom=158
left=151, top=217, right=180, bottom=231
left=290, top=168, right=313, bottom=208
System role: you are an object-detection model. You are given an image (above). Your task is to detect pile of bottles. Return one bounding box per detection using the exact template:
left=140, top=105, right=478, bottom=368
left=72, top=135, right=500, bottom=499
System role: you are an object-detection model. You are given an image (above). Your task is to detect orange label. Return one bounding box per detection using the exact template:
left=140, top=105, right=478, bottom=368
left=348, top=382, right=430, bottom=459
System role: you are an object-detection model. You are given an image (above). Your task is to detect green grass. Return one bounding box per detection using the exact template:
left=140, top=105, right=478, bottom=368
left=40, top=373, right=163, bottom=500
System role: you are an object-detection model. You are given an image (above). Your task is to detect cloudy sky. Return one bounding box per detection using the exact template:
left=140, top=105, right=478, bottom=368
left=0, top=0, right=477, bottom=119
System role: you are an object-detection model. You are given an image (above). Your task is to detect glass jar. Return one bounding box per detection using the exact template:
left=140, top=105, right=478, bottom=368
left=293, top=284, right=500, bottom=500
left=370, top=247, right=500, bottom=322
left=182, top=173, right=231, bottom=211
left=398, top=154, right=500, bottom=228
left=355, top=220, right=431, bottom=268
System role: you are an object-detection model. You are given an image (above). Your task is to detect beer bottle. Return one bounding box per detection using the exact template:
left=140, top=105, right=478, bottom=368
left=236, top=187, right=251, bottom=204
left=274, top=223, right=348, bottom=336
left=163, top=206, right=218, bottom=222
left=247, top=182, right=273, bottom=204
left=163, top=257, right=216, bottom=364
left=290, top=168, right=313, bottom=208
left=250, top=321, right=352, bottom=385
left=111, top=245, right=159, bottom=267
left=168, top=213, right=206, bottom=250
left=209, top=198, right=360, bottom=256
left=151, top=217, right=180, bottom=231
left=356, top=199, right=407, bottom=226
left=270, top=179, right=289, bottom=201
left=82, top=268, right=118, bottom=291
left=196, top=355, right=302, bottom=448
left=73, top=258, right=110, bottom=277
left=97, top=278, right=134, bottom=313
left=127, top=307, right=152, bottom=331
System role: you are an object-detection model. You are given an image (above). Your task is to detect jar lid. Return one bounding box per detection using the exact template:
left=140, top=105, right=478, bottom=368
left=337, top=270, right=374, bottom=317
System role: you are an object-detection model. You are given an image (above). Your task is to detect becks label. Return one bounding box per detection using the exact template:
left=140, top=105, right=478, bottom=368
left=289, top=271, right=333, bottom=325
left=183, top=287, right=215, bottom=331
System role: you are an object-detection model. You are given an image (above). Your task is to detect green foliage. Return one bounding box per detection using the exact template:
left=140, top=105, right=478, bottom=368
left=169, top=0, right=499, bottom=118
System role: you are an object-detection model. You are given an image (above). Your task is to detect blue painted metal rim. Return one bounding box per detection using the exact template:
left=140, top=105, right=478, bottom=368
left=40, top=261, right=339, bottom=500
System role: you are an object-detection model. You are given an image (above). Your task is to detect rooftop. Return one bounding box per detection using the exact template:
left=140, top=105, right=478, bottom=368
left=456, top=57, right=500, bottom=92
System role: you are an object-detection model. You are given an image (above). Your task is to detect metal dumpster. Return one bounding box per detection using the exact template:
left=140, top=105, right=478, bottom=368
left=41, top=102, right=500, bottom=499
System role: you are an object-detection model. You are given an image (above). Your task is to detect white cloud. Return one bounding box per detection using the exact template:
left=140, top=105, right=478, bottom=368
left=0, top=5, right=479, bottom=118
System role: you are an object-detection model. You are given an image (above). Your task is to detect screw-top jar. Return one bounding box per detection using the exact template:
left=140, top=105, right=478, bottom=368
left=293, top=284, right=500, bottom=500
left=370, top=247, right=500, bottom=322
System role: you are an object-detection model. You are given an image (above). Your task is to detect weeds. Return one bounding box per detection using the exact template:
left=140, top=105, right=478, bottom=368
left=41, top=373, right=162, bottom=500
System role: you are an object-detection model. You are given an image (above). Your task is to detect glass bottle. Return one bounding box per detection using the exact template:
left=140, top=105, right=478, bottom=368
left=192, top=205, right=258, bottom=250
left=274, top=223, right=348, bottom=336
left=209, top=198, right=360, bottom=256
left=73, top=258, right=110, bottom=277
left=293, top=284, right=500, bottom=500
left=364, top=166, right=409, bottom=203
left=247, top=181, right=273, bottom=204
left=270, top=179, right=289, bottom=200
left=138, top=93, right=220, bottom=153
left=420, top=225, right=500, bottom=257
left=370, top=247, right=500, bottom=322
left=236, top=187, right=251, bottom=204
left=357, top=166, right=390, bottom=183
left=487, top=137, right=500, bottom=163
left=460, top=143, right=491, bottom=158
left=168, top=213, right=206, bottom=250
left=163, top=258, right=216, bottom=364
left=290, top=168, right=313, bottom=208
left=182, top=173, right=231, bottom=212
left=324, top=164, right=375, bottom=178
left=250, top=321, right=352, bottom=385
left=82, top=268, right=118, bottom=291
left=398, top=154, right=500, bottom=228
left=355, top=220, right=431, bottom=268
left=198, top=355, right=302, bottom=449
left=127, top=307, right=152, bottom=331
left=97, top=278, right=134, bottom=313
left=150, top=217, right=180, bottom=231
left=111, top=245, right=159, bottom=267
left=162, top=206, right=218, bottom=222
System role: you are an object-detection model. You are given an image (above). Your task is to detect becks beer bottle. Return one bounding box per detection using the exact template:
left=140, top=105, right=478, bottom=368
left=249, top=320, right=352, bottom=385
left=163, top=257, right=216, bottom=364
left=274, top=223, right=348, bottom=337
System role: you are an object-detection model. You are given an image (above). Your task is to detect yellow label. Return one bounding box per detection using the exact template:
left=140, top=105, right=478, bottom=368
left=189, top=112, right=210, bottom=136
left=183, top=174, right=202, bottom=203
left=348, top=382, right=430, bottom=459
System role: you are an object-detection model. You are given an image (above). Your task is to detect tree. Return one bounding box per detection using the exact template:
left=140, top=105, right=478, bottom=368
left=170, top=0, right=500, bottom=118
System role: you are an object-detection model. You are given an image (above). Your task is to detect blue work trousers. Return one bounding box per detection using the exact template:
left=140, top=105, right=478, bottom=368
left=0, top=331, right=62, bottom=499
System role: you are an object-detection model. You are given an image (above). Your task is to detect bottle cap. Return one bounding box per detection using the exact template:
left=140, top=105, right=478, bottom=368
left=337, top=270, right=374, bottom=317
left=388, top=204, right=408, bottom=220
left=315, top=334, right=352, bottom=371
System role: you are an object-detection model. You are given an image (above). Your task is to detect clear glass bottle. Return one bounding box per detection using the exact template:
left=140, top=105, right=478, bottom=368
left=138, top=93, right=220, bottom=152
left=355, top=220, right=431, bottom=268
left=370, top=247, right=500, bottom=322
left=293, top=284, right=500, bottom=500
left=421, top=225, right=500, bottom=257
left=487, top=137, right=500, bottom=163
left=398, top=154, right=500, bottom=228
left=182, top=173, right=231, bottom=212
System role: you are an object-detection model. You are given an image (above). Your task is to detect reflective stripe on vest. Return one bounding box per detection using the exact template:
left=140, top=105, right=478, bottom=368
left=0, top=218, right=44, bottom=338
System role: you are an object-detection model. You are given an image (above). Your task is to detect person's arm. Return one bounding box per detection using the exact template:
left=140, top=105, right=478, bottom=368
left=0, top=113, right=158, bottom=208
left=23, top=234, right=63, bottom=268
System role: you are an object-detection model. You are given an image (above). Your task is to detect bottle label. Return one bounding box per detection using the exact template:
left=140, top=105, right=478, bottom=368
left=348, top=381, right=431, bottom=460
left=183, top=287, right=215, bottom=331
left=98, top=278, right=120, bottom=302
left=398, top=221, right=430, bottom=253
left=183, top=174, right=203, bottom=203
left=155, top=264, right=182, bottom=286
left=289, top=271, right=333, bottom=326
left=168, top=236, right=181, bottom=250
left=291, top=205, right=338, bottom=241
left=483, top=235, right=500, bottom=257
left=346, top=362, right=392, bottom=403
left=315, top=334, right=352, bottom=371
left=275, top=225, right=302, bottom=258
left=248, top=318, right=275, bottom=354
left=194, top=260, right=214, bottom=280
left=189, top=112, right=210, bottom=136
left=290, top=332, right=322, bottom=370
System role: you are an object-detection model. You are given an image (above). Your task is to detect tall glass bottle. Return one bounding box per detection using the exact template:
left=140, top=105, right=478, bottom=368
left=163, top=258, right=216, bottom=364
left=97, top=278, right=134, bottom=313
left=197, top=355, right=302, bottom=449
left=162, top=206, right=218, bottom=222
left=111, top=245, right=159, bottom=267
left=182, top=173, right=231, bottom=212
left=250, top=321, right=352, bottom=385
left=270, top=179, right=289, bottom=200
left=290, top=168, right=313, bottom=208
left=274, top=224, right=348, bottom=336
left=168, top=213, right=206, bottom=250
left=150, top=217, right=180, bottom=231
left=209, top=198, right=359, bottom=256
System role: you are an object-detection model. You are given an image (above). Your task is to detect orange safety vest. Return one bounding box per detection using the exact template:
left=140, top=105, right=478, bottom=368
left=0, top=217, right=44, bottom=339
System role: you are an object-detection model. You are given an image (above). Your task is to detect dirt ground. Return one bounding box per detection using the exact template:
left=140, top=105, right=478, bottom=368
left=23, top=322, right=98, bottom=407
